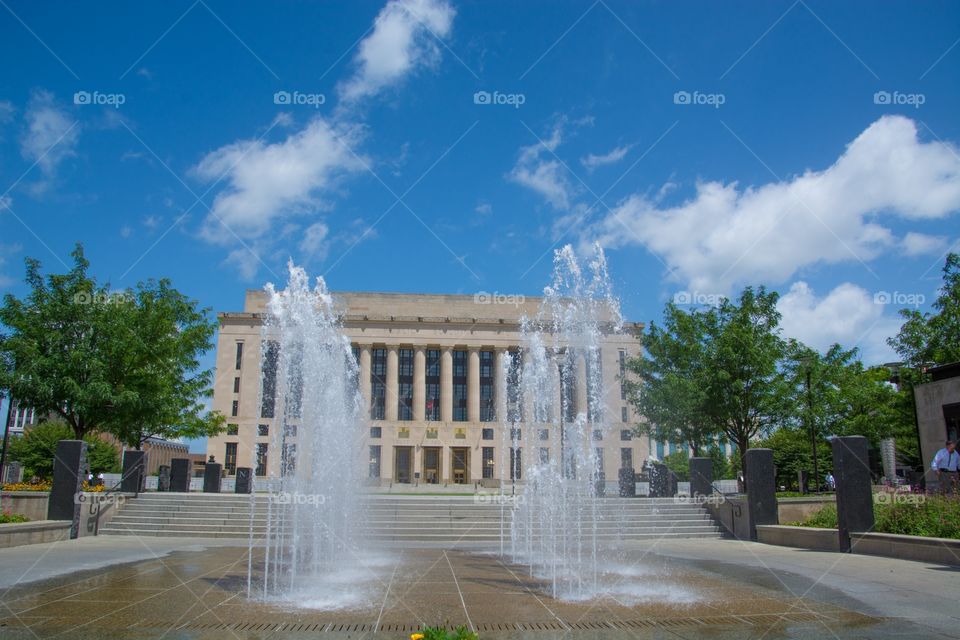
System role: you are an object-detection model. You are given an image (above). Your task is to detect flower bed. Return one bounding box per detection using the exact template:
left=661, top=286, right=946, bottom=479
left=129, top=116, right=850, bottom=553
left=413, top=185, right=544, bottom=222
left=790, top=495, right=960, bottom=540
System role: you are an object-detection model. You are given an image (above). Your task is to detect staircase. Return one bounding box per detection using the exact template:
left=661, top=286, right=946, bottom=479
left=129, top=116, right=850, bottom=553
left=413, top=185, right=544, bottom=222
left=99, top=493, right=724, bottom=541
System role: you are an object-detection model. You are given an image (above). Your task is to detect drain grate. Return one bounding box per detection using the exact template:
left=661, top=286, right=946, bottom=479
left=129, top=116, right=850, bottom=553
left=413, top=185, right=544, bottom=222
left=0, top=611, right=865, bottom=634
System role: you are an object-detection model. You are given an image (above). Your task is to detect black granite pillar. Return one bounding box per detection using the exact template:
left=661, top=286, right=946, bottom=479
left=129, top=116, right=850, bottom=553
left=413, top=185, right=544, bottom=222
left=203, top=463, right=222, bottom=493
left=157, top=465, right=171, bottom=492
left=235, top=467, right=252, bottom=494
left=831, top=436, right=875, bottom=552
left=650, top=463, right=668, bottom=497
left=48, top=440, right=87, bottom=538
left=689, top=457, right=713, bottom=497
left=121, top=450, right=146, bottom=493
left=170, top=458, right=190, bottom=492
left=745, top=448, right=777, bottom=540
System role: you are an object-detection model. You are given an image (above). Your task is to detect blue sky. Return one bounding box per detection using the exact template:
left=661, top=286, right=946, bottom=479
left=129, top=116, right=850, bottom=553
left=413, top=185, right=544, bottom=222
left=2, top=1, right=959, bottom=449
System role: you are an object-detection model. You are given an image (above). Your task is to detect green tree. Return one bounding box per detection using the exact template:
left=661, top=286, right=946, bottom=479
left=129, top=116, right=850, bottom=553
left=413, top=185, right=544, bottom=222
left=700, top=287, right=788, bottom=477
left=888, top=252, right=960, bottom=369
left=660, top=451, right=690, bottom=481
left=7, top=421, right=120, bottom=480
left=758, top=427, right=832, bottom=491
left=626, top=303, right=716, bottom=455
left=0, top=244, right=224, bottom=444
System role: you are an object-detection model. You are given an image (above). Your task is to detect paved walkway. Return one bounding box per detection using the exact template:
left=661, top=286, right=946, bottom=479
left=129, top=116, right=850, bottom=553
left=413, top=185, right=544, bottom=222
left=0, top=536, right=956, bottom=638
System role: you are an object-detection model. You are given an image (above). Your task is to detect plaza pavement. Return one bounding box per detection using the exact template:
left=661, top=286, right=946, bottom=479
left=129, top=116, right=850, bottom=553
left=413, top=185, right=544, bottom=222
left=0, top=536, right=957, bottom=638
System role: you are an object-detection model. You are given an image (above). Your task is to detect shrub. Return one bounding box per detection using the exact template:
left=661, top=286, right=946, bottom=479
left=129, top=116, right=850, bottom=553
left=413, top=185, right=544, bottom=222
left=412, top=626, right=478, bottom=640
left=0, top=512, right=30, bottom=524
left=792, top=497, right=960, bottom=539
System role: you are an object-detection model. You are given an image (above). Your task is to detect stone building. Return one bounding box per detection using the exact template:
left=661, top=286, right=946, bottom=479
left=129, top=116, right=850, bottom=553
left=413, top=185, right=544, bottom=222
left=208, top=291, right=648, bottom=487
left=915, top=362, right=960, bottom=484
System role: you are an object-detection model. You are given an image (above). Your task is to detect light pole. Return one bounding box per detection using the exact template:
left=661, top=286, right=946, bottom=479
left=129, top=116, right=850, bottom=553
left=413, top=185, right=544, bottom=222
left=801, top=355, right=820, bottom=494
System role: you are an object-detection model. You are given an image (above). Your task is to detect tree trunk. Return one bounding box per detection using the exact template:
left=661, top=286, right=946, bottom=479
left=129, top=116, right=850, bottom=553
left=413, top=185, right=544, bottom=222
left=737, top=435, right=749, bottom=491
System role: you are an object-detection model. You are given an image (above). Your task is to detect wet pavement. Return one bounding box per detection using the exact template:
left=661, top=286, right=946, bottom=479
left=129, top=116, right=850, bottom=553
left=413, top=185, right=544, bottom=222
left=0, top=538, right=956, bottom=639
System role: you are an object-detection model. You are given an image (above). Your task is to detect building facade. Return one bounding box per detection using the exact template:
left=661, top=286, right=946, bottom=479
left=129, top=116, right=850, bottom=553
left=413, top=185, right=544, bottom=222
left=915, top=362, right=960, bottom=486
left=4, top=397, right=41, bottom=437
left=208, top=291, right=647, bottom=486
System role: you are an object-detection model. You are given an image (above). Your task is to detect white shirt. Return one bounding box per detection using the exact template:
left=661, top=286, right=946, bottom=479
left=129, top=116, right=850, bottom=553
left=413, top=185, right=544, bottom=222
left=932, top=448, right=960, bottom=472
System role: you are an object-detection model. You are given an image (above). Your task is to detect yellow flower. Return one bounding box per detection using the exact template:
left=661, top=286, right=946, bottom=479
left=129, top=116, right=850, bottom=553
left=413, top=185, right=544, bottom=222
left=410, top=634, right=424, bottom=640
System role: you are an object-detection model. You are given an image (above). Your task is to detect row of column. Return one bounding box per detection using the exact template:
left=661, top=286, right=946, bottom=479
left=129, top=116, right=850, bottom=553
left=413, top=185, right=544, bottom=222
left=356, top=345, right=509, bottom=423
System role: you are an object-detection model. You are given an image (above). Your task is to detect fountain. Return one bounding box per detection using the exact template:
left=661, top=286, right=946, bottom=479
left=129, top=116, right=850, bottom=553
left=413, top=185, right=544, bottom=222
left=248, top=263, right=367, bottom=605
left=507, top=243, right=623, bottom=600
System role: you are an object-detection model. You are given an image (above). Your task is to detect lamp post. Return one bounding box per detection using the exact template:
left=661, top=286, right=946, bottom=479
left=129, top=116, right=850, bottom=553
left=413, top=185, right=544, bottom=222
left=800, top=355, right=820, bottom=494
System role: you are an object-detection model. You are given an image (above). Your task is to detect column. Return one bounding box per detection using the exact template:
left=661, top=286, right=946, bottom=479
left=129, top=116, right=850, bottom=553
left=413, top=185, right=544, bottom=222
left=468, top=347, right=481, bottom=423
left=386, top=346, right=399, bottom=422
left=522, top=348, right=533, bottom=424
left=495, top=348, right=507, bottom=423
left=413, top=347, right=426, bottom=422
left=359, top=345, right=372, bottom=418
left=441, top=347, right=453, bottom=422
left=576, top=351, right=589, bottom=420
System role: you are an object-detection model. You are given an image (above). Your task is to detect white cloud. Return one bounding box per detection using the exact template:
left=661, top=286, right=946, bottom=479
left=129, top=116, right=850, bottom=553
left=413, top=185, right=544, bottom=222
left=581, top=144, right=630, bottom=171
left=0, top=101, right=14, bottom=131
left=508, top=124, right=574, bottom=210
left=475, top=202, right=492, bottom=216
left=901, top=231, right=947, bottom=256
left=192, top=117, right=366, bottom=242
left=0, top=241, right=21, bottom=289
left=19, top=90, right=79, bottom=177
left=585, top=116, right=960, bottom=292
left=338, top=0, right=455, bottom=102
left=299, top=221, right=330, bottom=260
left=777, top=281, right=899, bottom=365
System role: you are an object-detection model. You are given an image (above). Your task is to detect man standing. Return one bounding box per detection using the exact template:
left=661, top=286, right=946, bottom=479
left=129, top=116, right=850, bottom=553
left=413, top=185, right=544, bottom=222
left=931, top=441, right=959, bottom=495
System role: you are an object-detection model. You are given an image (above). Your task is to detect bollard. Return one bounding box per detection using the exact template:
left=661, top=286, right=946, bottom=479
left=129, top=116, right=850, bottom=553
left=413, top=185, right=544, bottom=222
left=745, top=448, right=777, bottom=540
left=831, top=436, right=875, bottom=552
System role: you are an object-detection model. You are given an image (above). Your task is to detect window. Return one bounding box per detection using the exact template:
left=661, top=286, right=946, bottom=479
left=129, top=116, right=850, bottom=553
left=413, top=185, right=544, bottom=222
left=235, top=342, right=244, bottom=370
left=370, top=426, right=382, bottom=438
left=594, top=448, right=604, bottom=476
left=538, top=428, right=549, bottom=441
left=621, top=448, right=634, bottom=470
left=224, top=443, right=237, bottom=474
left=510, top=428, right=521, bottom=441
left=482, top=428, right=494, bottom=440
left=621, top=406, right=628, bottom=423
left=398, top=348, right=414, bottom=420
left=452, top=350, right=468, bottom=421
left=539, top=447, right=550, bottom=464
left=233, top=377, right=240, bottom=393
left=231, top=401, right=239, bottom=417
left=281, top=443, right=296, bottom=476
left=482, top=447, right=494, bottom=479
left=592, top=429, right=603, bottom=441
left=284, top=424, right=297, bottom=438
left=226, top=424, right=238, bottom=436
left=261, top=341, right=279, bottom=418
left=257, top=424, right=269, bottom=437
left=620, top=429, right=632, bottom=441
left=506, top=349, right=523, bottom=422
left=510, top=447, right=522, bottom=481
left=369, top=445, right=381, bottom=478
left=371, top=348, right=387, bottom=420
left=425, top=349, right=441, bottom=420
left=619, top=350, right=627, bottom=400
left=585, top=348, right=602, bottom=423
left=479, top=350, right=495, bottom=421
left=255, top=443, right=268, bottom=476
